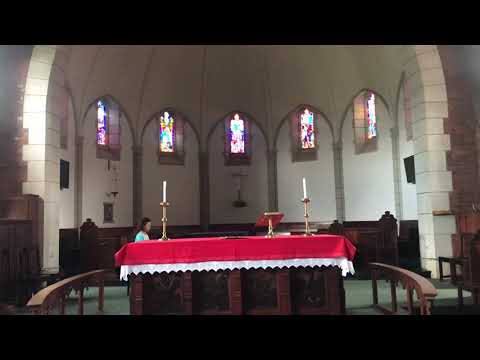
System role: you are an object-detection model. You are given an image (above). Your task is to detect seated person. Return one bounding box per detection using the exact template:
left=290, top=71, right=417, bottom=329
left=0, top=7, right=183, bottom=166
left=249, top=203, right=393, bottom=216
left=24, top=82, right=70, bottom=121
left=135, top=217, right=152, bottom=242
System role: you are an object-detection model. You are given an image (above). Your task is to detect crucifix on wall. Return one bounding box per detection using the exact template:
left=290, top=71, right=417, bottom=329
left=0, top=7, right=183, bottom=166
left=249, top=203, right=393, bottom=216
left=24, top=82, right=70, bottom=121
left=105, top=162, right=119, bottom=199
left=232, top=171, right=248, bottom=208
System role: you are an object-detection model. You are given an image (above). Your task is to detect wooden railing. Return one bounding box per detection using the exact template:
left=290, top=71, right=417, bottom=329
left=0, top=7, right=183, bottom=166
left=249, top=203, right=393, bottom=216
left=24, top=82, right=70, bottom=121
left=27, top=269, right=108, bottom=315
left=369, top=262, right=437, bottom=315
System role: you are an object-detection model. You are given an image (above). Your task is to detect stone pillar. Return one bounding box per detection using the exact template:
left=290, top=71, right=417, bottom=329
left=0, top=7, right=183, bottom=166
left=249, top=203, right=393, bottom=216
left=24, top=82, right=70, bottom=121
left=132, top=145, right=143, bottom=226
left=390, top=126, right=403, bottom=220
left=266, top=148, right=278, bottom=212
left=22, top=45, right=71, bottom=275
left=332, top=141, right=345, bottom=222
left=406, top=46, right=455, bottom=278
left=199, top=150, right=210, bottom=231
left=75, top=136, right=84, bottom=228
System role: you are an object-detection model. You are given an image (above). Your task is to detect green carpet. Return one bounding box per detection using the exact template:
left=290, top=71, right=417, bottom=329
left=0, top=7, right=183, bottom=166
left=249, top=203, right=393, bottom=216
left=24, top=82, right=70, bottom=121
left=14, top=279, right=479, bottom=315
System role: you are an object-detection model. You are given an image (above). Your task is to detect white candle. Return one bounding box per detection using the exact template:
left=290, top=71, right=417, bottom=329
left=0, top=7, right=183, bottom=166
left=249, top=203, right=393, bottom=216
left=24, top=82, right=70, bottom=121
left=302, top=178, right=307, bottom=199
left=163, top=181, right=167, bottom=202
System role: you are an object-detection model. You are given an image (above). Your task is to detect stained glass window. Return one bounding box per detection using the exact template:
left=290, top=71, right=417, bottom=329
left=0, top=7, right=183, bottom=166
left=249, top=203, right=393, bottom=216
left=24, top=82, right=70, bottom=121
left=300, top=108, right=315, bottom=149
left=97, top=100, right=108, bottom=146
left=230, top=114, right=245, bottom=154
left=366, top=93, right=377, bottom=139
left=159, top=111, right=175, bottom=153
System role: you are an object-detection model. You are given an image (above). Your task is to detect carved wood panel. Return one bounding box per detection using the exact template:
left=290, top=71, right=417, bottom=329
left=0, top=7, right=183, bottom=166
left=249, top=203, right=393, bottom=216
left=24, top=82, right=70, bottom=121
left=142, top=273, right=187, bottom=315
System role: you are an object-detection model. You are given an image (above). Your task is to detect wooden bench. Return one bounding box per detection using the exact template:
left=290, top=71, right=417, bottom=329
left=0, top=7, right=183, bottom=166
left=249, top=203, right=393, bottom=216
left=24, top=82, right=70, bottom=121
left=27, top=269, right=109, bottom=315
left=369, top=262, right=438, bottom=315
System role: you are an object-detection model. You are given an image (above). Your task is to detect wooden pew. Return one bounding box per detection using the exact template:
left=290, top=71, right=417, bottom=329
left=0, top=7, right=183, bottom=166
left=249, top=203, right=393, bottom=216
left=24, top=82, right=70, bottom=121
left=27, top=269, right=108, bottom=315
left=79, top=219, right=133, bottom=274
left=326, top=212, right=399, bottom=272
left=369, top=262, right=438, bottom=315
left=0, top=303, right=16, bottom=315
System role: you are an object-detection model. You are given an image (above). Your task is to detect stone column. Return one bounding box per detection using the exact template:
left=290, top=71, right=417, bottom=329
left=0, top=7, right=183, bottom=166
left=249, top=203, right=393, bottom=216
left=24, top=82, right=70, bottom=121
left=132, top=145, right=143, bottom=226
left=332, top=141, right=345, bottom=222
left=407, top=46, right=455, bottom=278
left=266, top=148, right=278, bottom=212
left=199, top=150, right=210, bottom=231
left=75, top=136, right=84, bottom=228
left=390, top=126, right=403, bottom=220
left=22, top=45, right=71, bottom=275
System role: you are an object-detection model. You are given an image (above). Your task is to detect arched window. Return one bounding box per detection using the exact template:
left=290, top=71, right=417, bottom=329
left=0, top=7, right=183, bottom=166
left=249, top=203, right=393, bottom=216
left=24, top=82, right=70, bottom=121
left=97, top=100, right=108, bottom=146
left=96, top=97, right=121, bottom=161
left=157, top=110, right=185, bottom=165
left=366, top=92, right=377, bottom=140
left=159, top=111, right=175, bottom=153
left=353, top=91, right=379, bottom=154
left=300, top=108, right=315, bottom=149
left=230, top=114, right=245, bottom=154
left=289, top=106, right=319, bottom=162
left=224, top=112, right=251, bottom=165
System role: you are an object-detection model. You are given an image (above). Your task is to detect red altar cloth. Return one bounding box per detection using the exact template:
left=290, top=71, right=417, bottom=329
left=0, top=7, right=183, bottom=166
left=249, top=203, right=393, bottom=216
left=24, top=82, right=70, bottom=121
left=114, top=234, right=356, bottom=267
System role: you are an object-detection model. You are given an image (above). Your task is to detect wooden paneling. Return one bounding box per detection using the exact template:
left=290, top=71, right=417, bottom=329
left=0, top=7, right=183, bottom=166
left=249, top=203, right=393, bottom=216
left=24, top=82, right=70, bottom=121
left=79, top=220, right=134, bottom=274
left=59, top=228, right=79, bottom=277
left=129, top=266, right=344, bottom=315
left=0, top=219, right=39, bottom=305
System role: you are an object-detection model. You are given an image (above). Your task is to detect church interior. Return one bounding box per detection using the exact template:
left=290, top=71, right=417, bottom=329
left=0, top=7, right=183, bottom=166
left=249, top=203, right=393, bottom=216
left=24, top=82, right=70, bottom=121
left=1, top=45, right=480, bottom=316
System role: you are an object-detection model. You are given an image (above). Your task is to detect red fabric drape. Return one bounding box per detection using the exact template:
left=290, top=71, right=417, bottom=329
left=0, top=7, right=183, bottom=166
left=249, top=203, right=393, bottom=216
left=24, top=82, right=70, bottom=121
left=115, top=235, right=356, bottom=267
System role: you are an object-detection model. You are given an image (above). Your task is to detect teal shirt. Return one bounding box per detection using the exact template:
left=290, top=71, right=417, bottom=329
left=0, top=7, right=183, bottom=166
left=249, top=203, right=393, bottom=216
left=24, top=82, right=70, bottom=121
left=135, top=231, right=150, bottom=242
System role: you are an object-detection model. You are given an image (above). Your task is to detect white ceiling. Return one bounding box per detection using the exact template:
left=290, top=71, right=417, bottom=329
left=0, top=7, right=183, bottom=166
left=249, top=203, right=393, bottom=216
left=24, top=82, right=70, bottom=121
left=65, top=45, right=410, bottom=141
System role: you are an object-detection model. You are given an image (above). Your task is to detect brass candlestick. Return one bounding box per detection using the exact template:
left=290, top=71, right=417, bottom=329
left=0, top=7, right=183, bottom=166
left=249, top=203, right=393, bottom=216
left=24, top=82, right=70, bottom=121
left=160, top=201, right=170, bottom=241
left=301, top=197, right=312, bottom=236
left=267, top=217, right=274, bottom=238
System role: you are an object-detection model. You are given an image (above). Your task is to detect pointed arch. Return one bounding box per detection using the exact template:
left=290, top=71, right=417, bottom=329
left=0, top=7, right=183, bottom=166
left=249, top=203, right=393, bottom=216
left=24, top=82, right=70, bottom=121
left=338, top=88, right=391, bottom=142
left=206, top=110, right=270, bottom=151
left=273, top=104, right=334, bottom=150
left=81, top=94, right=137, bottom=147
left=140, top=107, right=200, bottom=148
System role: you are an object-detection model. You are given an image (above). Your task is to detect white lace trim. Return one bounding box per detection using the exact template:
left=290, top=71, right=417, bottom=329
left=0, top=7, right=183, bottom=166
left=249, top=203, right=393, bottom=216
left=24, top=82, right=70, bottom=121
left=119, top=257, right=354, bottom=281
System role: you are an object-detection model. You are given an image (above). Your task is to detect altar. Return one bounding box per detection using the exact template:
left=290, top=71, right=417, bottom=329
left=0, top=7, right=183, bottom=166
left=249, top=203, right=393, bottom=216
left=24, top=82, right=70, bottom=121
left=114, top=234, right=356, bottom=315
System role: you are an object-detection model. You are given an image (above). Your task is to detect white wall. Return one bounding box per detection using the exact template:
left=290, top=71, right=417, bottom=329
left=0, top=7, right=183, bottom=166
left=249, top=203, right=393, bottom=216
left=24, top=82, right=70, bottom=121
left=142, top=121, right=200, bottom=226
left=209, top=122, right=268, bottom=224
left=277, top=119, right=337, bottom=222
left=59, top=98, right=76, bottom=228
left=397, top=86, right=418, bottom=220
left=343, top=98, right=396, bottom=221
left=81, top=105, right=133, bottom=227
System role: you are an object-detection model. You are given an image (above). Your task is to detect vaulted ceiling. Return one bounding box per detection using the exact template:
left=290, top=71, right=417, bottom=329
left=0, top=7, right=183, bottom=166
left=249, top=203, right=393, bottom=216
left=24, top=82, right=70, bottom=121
left=65, top=45, right=410, bottom=141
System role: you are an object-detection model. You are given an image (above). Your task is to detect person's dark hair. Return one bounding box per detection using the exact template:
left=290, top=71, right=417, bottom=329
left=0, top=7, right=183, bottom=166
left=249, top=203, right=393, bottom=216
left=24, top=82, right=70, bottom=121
left=140, top=217, right=151, bottom=231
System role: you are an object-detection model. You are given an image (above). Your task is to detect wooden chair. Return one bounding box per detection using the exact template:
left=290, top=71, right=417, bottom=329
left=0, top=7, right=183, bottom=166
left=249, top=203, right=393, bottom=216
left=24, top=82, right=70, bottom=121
left=448, top=231, right=480, bottom=309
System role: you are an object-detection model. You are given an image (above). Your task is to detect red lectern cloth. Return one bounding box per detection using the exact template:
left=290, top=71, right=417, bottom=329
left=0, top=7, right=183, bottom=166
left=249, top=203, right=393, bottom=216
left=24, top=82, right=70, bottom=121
left=115, top=235, right=356, bottom=280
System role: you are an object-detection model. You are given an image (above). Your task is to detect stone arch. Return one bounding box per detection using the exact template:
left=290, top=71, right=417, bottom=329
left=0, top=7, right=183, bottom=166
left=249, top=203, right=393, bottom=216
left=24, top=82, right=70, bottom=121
left=394, top=71, right=406, bottom=127
left=80, top=94, right=137, bottom=146
left=403, top=45, right=454, bottom=277
left=22, top=45, right=72, bottom=274
left=338, top=87, right=392, bottom=143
